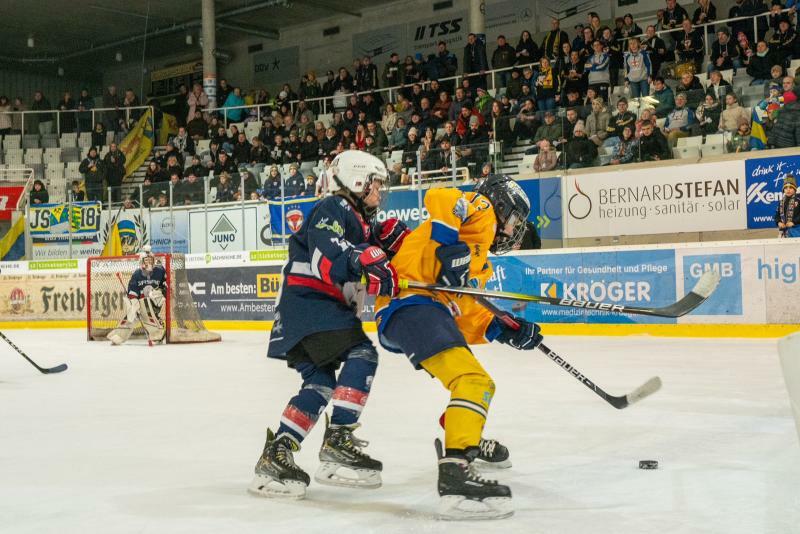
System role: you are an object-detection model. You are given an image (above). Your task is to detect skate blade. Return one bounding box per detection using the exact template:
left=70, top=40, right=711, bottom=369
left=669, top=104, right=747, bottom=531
left=437, top=495, right=514, bottom=521
left=473, top=458, right=512, bottom=470
left=314, top=461, right=382, bottom=489
left=247, top=474, right=307, bottom=499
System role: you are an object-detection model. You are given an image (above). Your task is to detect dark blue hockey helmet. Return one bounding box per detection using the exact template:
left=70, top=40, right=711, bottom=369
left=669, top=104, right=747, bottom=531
left=475, top=174, right=531, bottom=254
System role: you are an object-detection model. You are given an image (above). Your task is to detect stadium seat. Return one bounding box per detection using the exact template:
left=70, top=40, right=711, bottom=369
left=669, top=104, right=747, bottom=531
left=2, top=134, right=21, bottom=150
left=61, top=147, right=81, bottom=163
left=22, top=135, right=40, bottom=149
left=719, top=69, right=734, bottom=84
left=701, top=143, right=724, bottom=157
left=24, top=148, right=43, bottom=164
left=677, top=136, right=703, bottom=147
left=705, top=133, right=725, bottom=146
left=245, top=122, right=261, bottom=141
left=78, top=132, right=92, bottom=148
left=44, top=148, right=62, bottom=165
left=674, top=146, right=700, bottom=159
left=196, top=139, right=210, bottom=153
left=317, top=113, right=332, bottom=128
left=41, top=134, right=59, bottom=149
left=4, top=149, right=23, bottom=165
left=60, top=133, right=77, bottom=148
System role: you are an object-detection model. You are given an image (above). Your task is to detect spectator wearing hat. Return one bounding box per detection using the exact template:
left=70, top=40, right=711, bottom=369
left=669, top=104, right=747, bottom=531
left=765, top=65, right=787, bottom=98
left=474, top=87, right=493, bottom=114
left=603, top=97, right=637, bottom=150
left=284, top=164, right=306, bottom=197
left=776, top=175, right=800, bottom=238
left=585, top=97, right=611, bottom=146
left=563, top=121, right=597, bottom=168
left=767, top=90, right=800, bottom=148
left=608, top=125, right=640, bottom=165
left=710, top=29, right=743, bottom=74
left=727, top=118, right=754, bottom=152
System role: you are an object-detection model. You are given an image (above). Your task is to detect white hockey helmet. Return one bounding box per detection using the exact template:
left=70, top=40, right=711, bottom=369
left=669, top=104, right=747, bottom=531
left=326, top=150, right=388, bottom=197
left=139, top=244, right=154, bottom=270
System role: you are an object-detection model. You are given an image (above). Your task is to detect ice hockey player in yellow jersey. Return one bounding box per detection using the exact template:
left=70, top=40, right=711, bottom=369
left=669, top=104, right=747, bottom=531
left=375, top=175, right=541, bottom=520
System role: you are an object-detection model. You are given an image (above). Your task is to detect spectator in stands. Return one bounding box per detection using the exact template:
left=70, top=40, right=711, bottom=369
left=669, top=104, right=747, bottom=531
left=284, top=164, right=305, bottom=197
left=104, top=142, right=126, bottom=203
left=664, top=92, right=696, bottom=145
left=187, top=83, right=209, bottom=123
left=542, top=18, right=570, bottom=61
left=636, top=108, right=656, bottom=137
left=231, top=132, right=252, bottom=167
left=706, top=70, right=733, bottom=100
left=223, top=87, right=245, bottom=122
left=562, top=50, right=587, bottom=98
left=516, top=30, right=540, bottom=66
left=710, top=29, right=743, bottom=73
left=609, top=125, right=640, bottom=165
left=585, top=97, right=611, bottom=146
left=743, top=0, right=770, bottom=42
left=603, top=97, right=637, bottom=150
left=692, top=0, right=717, bottom=36
left=767, top=90, right=800, bottom=147
left=464, top=33, right=489, bottom=89
left=214, top=150, right=237, bottom=176
left=262, top=166, right=282, bottom=199
left=748, top=41, right=778, bottom=83
left=215, top=172, right=235, bottom=203
left=677, top=71, right=705, bottom=108
left=727, top=0, right=750, bottom=42
left=166, top=173, right=183, bottom=204
left=664, top=0, right=691, bottom=44
left=459, top=116, right=490, bottom=168
left=577, top=27, right=595, bottom=60
left=248, top=136, right=269, bottom=176
left=513, top=99, right=540, bottom=142
left=720, top=93, right=750, bottom=132
left=642, top=25, right=669, bottom=77
left=382, top=102, right=399, bottom=134
left=600, top=27, right=623, bottom=87
left=238, top=170, right=259, bottom=200
left=383, top=53, right=402, bottom=89
left=585, top=40, right=611, bottom=102
left=333, top=67, right=355, bottom=94
left=532, top=110, right=563, bottom=149
left=676, top=19, right=706, bottom=71
left=141, top=177, right=158, bottom=207
left=69, top=181, right=85, bottom=202
left=696, top=93, right=722, bottom=134
left=356, top=56, right=379, bottom=91
left=492, top=35, right=517, bottom=87
left=75, top=88, right=93, bottom=134
left=624, top=37, right=652, bottom=99
left=776, top=174, right=800, bottom=237
left=145, top=160, right=166, bottom=183
left=652, top=76, right=676, bottom=117
left=770, top=16, right=797, bottom=68
left=728, top=117, right=754, bottom=151
left=29, top=91, right=53, bottom=136
left=217, top=79, right=232, bottom=106
left=533, top=139, right=558, bottom=171
left=563, top=121, right=597, bottom=168
left=181, top=173, right=203, bottom=204
left=79, top=147, right=105, bottom=202
left=619, top=13, right=643, bottom=40
left=639, top=120, right=672, bottom=160
left=164, top=153, right=183, bottom=179
left=171, top=126, right=194, bottom=157
left=102, top=85, right=121, bottom=131
left=57, top=91, right=77, bottom=133
left=30, top=180, right=49, bottom=205
left=535, top=57, right=560, bottom=110
left=123, top=89, right=140, bottom=120
left=186, top=155, right=207, bottom=178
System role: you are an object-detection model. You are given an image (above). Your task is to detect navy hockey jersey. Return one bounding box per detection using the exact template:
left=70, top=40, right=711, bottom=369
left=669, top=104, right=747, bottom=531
left=267, top=195, right=373, bottom=359
left=127, top=264, right=167, bottom=298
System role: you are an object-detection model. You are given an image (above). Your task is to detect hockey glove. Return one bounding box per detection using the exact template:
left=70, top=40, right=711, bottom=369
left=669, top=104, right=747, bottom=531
left=351, top=245, right=399, bottom=297
left=372, top=217, right=411, bottom=257
left=435, top=242, right=471, bottom=287
left=495, top=316, right=543, bottom=351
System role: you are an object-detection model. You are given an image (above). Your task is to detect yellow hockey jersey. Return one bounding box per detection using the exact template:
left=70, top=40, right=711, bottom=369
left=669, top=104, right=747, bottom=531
left=375, top=187, right=498, bottom=345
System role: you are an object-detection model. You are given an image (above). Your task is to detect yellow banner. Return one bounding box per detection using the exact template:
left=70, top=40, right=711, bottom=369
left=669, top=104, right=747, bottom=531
left=120, top=110, right=155, bottom=178
left=158, top=112, right=179, bottom=146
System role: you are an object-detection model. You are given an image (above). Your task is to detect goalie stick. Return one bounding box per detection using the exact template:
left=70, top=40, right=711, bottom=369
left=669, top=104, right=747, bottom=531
left=0, top=331, right=68, bottom=374
left=399, top=269, right=721, bottom=319
left=474, top=295, right=661, bottom=409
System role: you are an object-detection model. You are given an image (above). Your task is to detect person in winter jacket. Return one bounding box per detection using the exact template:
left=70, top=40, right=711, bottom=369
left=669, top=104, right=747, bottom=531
left=584, top=40, right=610, bottom=102
left=767, top=91, right=800, bottom=148
left=747, top=41, right=778, bottom=84
left=585, top=97, right=611, bottom=146
left=608, top=125, right=640, bottom=165
left=638, top=121, right=672, bottom=161
left=652, top=77, right=676, bottom=118
left=79, top=147, right=105, bottom=202
left=563, top=121, right=597, bottom=168
left=776, top=175, right=800, bottom=237
left=624, top=37, right=652, bottom=98
left=664, top=92, right=697, bottom=145
left=30, top=180, right=49, bottom=205
left=187, top=83, right=209, bottom=123
left=535, top=57, right=560, bottom=111
left=696, top=94, right=722, bottom=134
left=463, top=33, right=489, bottom=89
left=284, top=164, right=306, bottom=197
left=719, top=93, right=750, bottom=132
left=491, top=35, right=517, bottom=87
left=104, top=142, right=127, bottom=202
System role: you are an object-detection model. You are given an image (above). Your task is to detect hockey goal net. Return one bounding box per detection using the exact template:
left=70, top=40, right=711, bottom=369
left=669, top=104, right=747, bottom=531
left=86, top=253, right=221, bottom=343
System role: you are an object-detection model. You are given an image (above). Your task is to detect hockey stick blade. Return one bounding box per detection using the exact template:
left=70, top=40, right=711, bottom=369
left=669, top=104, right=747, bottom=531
left=401, top=269, right=721, bottom=318
left=0, top=331, right=68, bottom=374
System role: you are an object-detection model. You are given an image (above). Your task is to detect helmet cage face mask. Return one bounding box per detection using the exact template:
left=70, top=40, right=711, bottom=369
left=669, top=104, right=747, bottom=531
left=141, top=254, right=155, bottom=272
left=491, top=205, right=527, bottom=254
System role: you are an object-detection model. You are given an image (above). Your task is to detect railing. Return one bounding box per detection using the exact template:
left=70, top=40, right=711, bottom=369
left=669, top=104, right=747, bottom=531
left=0, top=105, right=154, bottom=138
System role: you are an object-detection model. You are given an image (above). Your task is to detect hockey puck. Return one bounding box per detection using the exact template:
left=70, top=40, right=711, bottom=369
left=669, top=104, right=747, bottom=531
left=638, top=460, right=659, bottom=470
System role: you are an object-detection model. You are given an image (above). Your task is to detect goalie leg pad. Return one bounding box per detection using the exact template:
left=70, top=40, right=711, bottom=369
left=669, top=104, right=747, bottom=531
left=108, top=299, right=139, bottom=345
left=139, top=299, right=165, bottom=343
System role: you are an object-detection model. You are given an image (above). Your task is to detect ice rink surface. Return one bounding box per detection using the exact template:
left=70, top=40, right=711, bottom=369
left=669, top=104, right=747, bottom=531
left=1, top=329, right=798, bottom=534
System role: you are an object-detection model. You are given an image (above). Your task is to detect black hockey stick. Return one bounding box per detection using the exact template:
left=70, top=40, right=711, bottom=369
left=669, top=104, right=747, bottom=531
left=474, top=295, right=661, bottom=409
left=0, top=331, right=68, bottom=374
left=400, top=269, right=720, bottom=318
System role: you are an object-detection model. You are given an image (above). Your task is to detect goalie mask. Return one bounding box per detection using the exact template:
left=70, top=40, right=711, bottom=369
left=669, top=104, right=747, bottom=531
left=139, top=245, right=155, bottom=273
left=326, top=150, right=389, bottom=220
left=475, top=174, right=531, bottom=254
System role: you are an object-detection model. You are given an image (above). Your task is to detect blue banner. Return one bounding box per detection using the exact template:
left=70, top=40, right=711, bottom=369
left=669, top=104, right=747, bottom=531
left=268, top=196, right=319, bottom=241
left=682, top=253, right=742, bottom=315
left=378, top=176, right=563, bottom=240
left=488, top=249, right=678, bottom=324
left=745, top=154, right=800, bottom=229
left=150, top=210, right=189, bottom=254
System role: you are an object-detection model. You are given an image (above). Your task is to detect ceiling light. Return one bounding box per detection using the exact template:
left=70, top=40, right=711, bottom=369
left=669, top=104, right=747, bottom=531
left=57, top=67, right=64, bottom=77
left=186, top=34, right=193, bottom=45
left=27, top=36, right=34, bottom=48
left=115, top=51, right=123, bottom=62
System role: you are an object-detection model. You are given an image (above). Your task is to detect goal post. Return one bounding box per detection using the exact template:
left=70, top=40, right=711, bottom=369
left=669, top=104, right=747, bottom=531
left=778, top=331, right=800, bottom=446
left=86, top=253, right=221, bottom=343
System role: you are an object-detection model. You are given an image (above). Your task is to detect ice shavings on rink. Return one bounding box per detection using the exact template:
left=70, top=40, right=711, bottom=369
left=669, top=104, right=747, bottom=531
left=1, top=330, right=798, bottom=534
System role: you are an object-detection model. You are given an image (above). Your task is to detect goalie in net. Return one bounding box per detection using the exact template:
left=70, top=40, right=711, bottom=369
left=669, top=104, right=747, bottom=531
left=108, top=248, right=167, bottom=345
left=87, top=249, right=220, bottom=344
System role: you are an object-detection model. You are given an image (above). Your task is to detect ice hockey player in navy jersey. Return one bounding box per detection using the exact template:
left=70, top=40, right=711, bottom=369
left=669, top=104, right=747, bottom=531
left=249, top=150, right=410, bottom=499
left=108, top=245, right=168, bottom=345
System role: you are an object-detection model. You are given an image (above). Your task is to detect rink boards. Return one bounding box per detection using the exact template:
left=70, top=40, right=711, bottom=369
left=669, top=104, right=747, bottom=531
left=1, top=239, right=799, bottom=337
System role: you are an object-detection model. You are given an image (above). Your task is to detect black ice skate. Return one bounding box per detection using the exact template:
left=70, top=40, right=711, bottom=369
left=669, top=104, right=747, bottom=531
left=474, top=438, right=512, bottom=469
left=434, top=438, right=513, bottom=520
left=248, top=428, right=310, bottom=499
left=315, top=417, right=382, bottom=489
